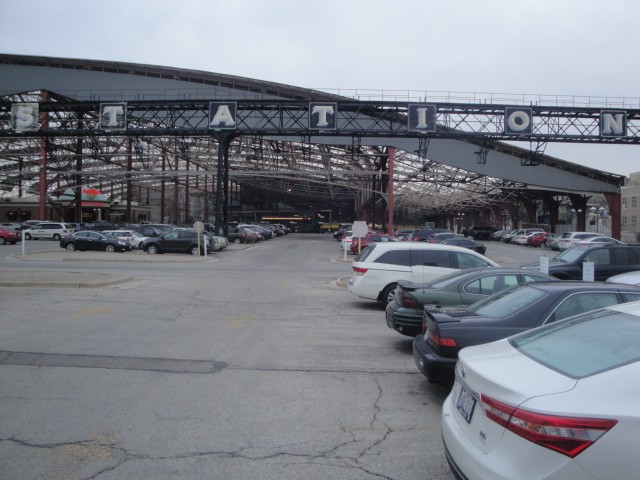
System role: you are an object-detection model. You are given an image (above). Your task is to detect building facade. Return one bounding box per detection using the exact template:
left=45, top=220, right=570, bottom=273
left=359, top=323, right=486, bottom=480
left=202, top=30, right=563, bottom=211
left=622, top=171, right=640, bottom=242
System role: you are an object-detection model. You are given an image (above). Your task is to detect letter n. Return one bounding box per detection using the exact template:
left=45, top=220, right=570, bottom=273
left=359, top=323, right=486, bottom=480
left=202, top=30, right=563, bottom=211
left=600, top=110, right=626, bottom=137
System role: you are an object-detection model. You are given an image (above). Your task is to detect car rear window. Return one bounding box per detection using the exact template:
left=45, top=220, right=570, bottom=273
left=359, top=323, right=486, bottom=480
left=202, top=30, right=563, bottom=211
left=511, top=309, right=640, bottom=378
left=469, top=285, right=547, bottom=319
left=354, top=244, right=377, bottom=262
left=375, top=249, right=412, bottom=266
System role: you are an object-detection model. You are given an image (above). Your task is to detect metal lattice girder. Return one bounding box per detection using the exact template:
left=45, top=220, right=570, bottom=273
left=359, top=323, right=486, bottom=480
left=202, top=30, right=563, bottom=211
left=3, top=99, right=640, bottom=144
left=0, top=91, right=630, bottom=225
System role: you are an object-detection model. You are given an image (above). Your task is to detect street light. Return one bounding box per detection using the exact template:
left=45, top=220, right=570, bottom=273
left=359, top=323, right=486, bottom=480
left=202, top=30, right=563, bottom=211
left=456, top=212, right=465, bottom=234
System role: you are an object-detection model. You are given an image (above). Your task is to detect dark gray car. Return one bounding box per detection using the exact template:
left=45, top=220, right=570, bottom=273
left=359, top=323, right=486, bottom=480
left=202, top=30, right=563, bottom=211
left=521, top=244, right=640, bottom=280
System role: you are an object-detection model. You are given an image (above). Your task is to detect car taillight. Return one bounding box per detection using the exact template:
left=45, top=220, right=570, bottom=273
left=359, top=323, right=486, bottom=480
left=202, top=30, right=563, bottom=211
left=426, top=328, right=457, bottom=347
left=399, top=292, right=419, bottom=308
left=352, top=266, right=368, bottom=276
left=480, top=395, right=617, bottom=457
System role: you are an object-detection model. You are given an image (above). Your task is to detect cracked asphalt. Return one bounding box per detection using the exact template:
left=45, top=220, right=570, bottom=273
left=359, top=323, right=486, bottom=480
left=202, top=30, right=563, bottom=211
left=0, top=235, right=455, bottom=479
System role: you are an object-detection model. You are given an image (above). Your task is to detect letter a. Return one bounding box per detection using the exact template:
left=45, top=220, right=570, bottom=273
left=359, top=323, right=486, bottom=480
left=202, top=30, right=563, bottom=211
left=210, top=105, right=236, bottom=127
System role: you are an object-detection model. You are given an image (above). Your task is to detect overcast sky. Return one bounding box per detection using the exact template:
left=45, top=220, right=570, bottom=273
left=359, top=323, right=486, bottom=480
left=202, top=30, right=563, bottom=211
left=1, top=0, right=638, bottom=176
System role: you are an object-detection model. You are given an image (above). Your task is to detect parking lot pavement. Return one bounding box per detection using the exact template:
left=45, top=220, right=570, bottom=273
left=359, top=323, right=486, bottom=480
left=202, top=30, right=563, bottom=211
left=1, top=243, right=253, bottom=287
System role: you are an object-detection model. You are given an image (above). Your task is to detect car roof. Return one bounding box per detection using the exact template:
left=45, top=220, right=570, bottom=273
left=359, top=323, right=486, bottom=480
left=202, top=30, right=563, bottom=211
left=355, top=241, right=500, bottom=265
left=523, top=281, right=640, bottom=292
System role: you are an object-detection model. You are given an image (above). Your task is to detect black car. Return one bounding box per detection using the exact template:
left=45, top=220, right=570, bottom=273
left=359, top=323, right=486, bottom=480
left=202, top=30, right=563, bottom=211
left=411, top=228, right=453, bottom=242
left=60, top=231, right=131, bottom=252
left=412, top=281, right=640, bottom=385
left=128, top=224, right=164, bottom=238
left=141, top=228, right=213, bottom=255
left=227, top=226, right=258, bottom=244
left=83, top=221, right=116, bottom=231
left=333, top=223, right=352, bottom=240
left=467, top=226, right=499, bottom=240
left=521, top=244, right=640, bottom=281
left=441, top=237, right=486, bottom=255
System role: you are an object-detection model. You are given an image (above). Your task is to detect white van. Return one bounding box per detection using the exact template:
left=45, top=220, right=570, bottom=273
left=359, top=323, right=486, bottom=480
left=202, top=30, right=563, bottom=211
left=347, top=242, right=500, bottom=304
left=23, top=222, right=70, bottom=240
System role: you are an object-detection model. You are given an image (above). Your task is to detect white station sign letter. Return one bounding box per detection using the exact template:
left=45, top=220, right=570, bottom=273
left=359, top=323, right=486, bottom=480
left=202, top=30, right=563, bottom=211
left=505, top=107, right=532, bottom=134
left=100, top=103, right=127, bottom=131
left=408, top=104, right=436, bottom=132
left=600, top=110, right=626, bottom=137
left=12, top=103, right=39, bottom=132
left=309, top=103, right=337, bottom=129
left=209, top=102, right=237, bottom=129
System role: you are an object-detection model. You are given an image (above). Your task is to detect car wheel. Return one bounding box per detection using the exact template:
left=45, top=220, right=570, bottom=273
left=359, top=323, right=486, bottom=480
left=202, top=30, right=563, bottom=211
left=105, top=244, right=116, bottom=253
left=0, top=237, right=5, bottom=245
left=65, top=243, right=76, bottom=252
left=381, top=283, right=398, bottom=305
left=53, top=234, right=61, bottom=241
left=146, top=244, right=158, bottom=254
left=190, top=246, right=200, bottom=256
left=25, top=233, right=31, bottom=240
left=539, top=241, right=547, bottom=248
left=233, top=238, right=241, bottom=244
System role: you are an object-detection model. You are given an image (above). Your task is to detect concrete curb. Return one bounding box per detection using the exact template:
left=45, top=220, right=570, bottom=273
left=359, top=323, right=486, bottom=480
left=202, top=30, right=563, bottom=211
left=0, top=272, right=133, bottom=288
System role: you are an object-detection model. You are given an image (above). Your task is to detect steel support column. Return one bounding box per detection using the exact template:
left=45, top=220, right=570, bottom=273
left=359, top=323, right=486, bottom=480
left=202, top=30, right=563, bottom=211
left=387, top=147, right=394, bottom=234
left=74, top=123, right=83, bottom=222
left=604, top=192, right=622, bottom=240
left=38, top=90, right=49, bottom=219
left=214, top=134, right=234, bottom=236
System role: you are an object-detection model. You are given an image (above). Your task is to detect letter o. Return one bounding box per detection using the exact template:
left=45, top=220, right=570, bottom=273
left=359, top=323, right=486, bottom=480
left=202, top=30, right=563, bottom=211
left=507, top=110, right=531, bottom=132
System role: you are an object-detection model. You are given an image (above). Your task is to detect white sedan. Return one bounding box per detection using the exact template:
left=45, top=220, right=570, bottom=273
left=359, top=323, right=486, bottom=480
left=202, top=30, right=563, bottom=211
left=606, top=270, right=640, bottom=286
left=441, top=301, right=640, bottom=480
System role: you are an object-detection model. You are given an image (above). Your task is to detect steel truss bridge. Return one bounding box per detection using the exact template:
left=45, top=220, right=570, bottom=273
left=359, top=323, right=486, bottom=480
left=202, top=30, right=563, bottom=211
left=0, top=54, right=637, bottom=237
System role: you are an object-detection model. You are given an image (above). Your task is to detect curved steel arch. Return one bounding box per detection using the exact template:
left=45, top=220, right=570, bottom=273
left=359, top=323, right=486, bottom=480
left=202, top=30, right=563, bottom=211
left=0, top=53, right=630, bottom=236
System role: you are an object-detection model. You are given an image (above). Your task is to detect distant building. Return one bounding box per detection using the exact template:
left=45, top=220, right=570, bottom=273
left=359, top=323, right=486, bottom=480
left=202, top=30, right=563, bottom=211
left=621, top=171, right=640, bottom=242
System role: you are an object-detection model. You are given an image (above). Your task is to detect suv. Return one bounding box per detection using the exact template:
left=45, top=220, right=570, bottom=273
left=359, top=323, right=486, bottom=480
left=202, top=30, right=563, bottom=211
left=468, top=226, right=499, bottom=240
left=23, top=222, right=70, bottom=240
left=347, top=241, right=500, bottom=304
left=141, top=228, right=213, bottom=255
left=521, top=244, right=640, bottom=280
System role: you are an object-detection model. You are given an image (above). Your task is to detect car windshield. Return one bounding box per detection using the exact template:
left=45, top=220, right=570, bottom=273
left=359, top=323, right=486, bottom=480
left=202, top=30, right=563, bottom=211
left=467, top=284, right=547, bottom=319
left=554, top=246, right=589, bottom=262
left=511, top=307, right=640, bottom=378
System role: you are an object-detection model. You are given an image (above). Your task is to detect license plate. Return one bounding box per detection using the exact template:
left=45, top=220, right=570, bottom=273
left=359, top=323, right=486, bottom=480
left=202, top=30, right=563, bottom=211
left=456, top=386, right=476, bottom=424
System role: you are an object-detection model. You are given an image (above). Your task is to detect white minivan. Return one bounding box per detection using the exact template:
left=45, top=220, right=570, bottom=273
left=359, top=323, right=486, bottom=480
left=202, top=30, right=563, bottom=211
left=347, top=242, right=500, bottom=304
left=23, top=222, right=70, bottom=240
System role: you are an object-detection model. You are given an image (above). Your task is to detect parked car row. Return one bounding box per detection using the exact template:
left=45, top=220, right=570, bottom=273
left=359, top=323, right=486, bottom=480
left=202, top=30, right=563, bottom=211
left=340, top=227, right=489, bottom=256
left=54, top=220, right=291, bottom=255
left=10, top=219, right=288, bottom=252
left=345, top=235, right=640, bottom=479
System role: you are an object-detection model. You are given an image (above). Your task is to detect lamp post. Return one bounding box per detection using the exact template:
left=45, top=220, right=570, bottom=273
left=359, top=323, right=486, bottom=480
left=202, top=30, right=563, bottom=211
left=590, top=207, right=598, bottom=232
left=456, top=212, right=465, bottom=234
left=578, top=209, right=583, bottom=230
